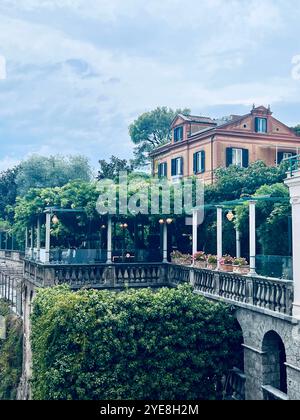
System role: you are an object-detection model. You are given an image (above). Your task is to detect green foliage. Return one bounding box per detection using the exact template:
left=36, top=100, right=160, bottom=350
left=292, top=125, right=300, bottom=136
left=13, top=180, right=101, bottom=246
left=0, top=302, right=23, bottom=400
left=31, top=285, right=242, bottom=400
left=129, top=107, right=191, bottom=167
left=15, top=155, right=92, bottom=196
left=0, top=167, right=18, bottom=222
left=235, top=183, right=290, bottom=255
left=193, top=161, right=290, bottom=257
left=98, top=156, right=133, bottom=180
left=207, top=161, right=287, bottom=202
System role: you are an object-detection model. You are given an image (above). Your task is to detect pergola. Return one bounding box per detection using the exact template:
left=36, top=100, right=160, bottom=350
left=24, top=196, right=289, bottom=270
left=191, top=195, right=288, bottom=275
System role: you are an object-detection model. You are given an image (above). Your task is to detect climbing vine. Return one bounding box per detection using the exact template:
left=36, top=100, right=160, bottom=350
left=31, top=285, right=242, bottom=400
left=0, top=300, right=23, bottom=400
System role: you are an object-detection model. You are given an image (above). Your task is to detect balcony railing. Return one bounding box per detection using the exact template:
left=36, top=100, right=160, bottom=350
left=23, top=260, right=294, bottom=316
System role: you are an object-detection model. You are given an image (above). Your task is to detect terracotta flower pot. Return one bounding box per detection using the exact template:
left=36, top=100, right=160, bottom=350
left=194, top=261, right=207, bottom=269
left=207, top=263, right=217, bottom=270
left=233, top=265, right=250, bottom=275
left=221, top=264, right=234, bottom=272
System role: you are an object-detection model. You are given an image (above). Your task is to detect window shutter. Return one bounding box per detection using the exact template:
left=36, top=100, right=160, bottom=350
left=255, top=118, right=259, bottom=132
left=193, top=153, right=197, bottom=174
left=201, top=151, right=206, bottom=173
left=242, top=149, right=249, bottom=168
left=171, top=159, right=177, bottom=176
left=158, top=164, right=161, bottom=177
left=226, top=148, right=233, bottom=167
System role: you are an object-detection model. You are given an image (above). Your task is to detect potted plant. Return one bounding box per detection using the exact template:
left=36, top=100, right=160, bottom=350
left=170, top=251, right=192, bottom=266
left=170, top=250, right=183, bottom=265
left=233, top=257, right=250, bottom=275
left=220, top=255, right=234, bottom=272
left=207, top=254, right=217, bottom=270
left=193, top=251, right=207, bottom=269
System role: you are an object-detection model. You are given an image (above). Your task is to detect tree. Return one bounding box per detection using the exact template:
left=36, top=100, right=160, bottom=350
left=292, top=125, right=300, bottom=136
left=31, top=285, right=242, bottom=400
left=97, top=156, right=133, bottom=180
left=129, top=107, right=191, bottom=167
left=15, top=155, right=92, bottom=196
left=0, top=167, right=18, bottom=221
left=235, top=183, right=290, bottom=256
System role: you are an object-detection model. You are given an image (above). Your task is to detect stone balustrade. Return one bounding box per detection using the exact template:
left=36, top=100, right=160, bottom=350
left=23, top=260, right=169, bottom=290
left=169, top=265, right=294, bottom=316
left=22, top=259, right=294, bottom=316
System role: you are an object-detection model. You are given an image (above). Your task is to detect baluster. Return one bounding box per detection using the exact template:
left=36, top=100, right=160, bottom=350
left=280, top=286, right=286, bottom=313
left=265, top=282, right=271, bottom=309
left=275, top=284, right=281, bottom=312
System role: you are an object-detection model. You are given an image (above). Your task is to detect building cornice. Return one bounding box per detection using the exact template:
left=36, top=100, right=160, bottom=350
left=150, top=128, right=300, bottom=157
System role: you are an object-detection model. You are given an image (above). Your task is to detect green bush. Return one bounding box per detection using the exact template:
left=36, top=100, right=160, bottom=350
left=31, top=285, right=242, bottom=400
left=0, top=301, right=23, bottom=400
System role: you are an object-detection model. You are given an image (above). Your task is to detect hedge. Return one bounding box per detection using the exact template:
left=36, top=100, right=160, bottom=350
left=31, top=285, right=242, bottom=400
left=0, top=300, right=23, bottom=400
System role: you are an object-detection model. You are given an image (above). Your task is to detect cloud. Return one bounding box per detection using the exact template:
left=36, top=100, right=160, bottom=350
left=0, top=0, right=299, bottom=169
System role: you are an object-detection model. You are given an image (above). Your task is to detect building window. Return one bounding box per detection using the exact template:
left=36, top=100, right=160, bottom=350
left=174, top=126, right=183, bottom=142
left=277, top=151, right=296, bottom=164
left=193, top=151, right=206, bottom=174
left=171, top=157, right=183, bottom=176
left=158, top=162, right=167, bottom=177
left=226, top=148, right=249, bottom=168
left=232, top=148, right=243, bottom=167
left=255, top=117, right=268, bottom=133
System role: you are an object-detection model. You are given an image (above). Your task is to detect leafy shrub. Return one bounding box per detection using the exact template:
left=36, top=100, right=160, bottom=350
left=31, top=285, right=242, bottom=400
left=0, top=301, right=23, bottom=400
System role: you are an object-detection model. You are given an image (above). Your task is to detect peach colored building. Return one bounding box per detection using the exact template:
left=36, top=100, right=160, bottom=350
left=150, top=106, right=300, bottom=184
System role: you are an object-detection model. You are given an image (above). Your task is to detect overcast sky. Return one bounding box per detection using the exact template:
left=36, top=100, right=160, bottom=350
left=0, top=0, right=300, bottom=171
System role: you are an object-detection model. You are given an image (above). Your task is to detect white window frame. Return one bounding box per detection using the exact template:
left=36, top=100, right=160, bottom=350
left=195, top=151, right=204, bottom=173
left=175, top=158, right=182, bottom=175
left=232, top=148, right=243, bottom=167
left=256, top=117, right=267, bottom=133
left=283, top=152, right=293, bottom=161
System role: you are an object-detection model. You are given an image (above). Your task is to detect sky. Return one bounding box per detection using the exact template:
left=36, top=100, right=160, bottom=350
left=0, top=0, right=300, bottom=171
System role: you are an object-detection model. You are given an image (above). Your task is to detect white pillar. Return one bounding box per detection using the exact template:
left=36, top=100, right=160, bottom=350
left=236, top=228, right=241, bottom=258
left=25, top=227, right=28, bottom=252
left=107, top=216, right=112, bottom=264
left=45, top=213, right=51, bottom=263
left=285, top=172, right=300, bottom=318
left=37, top=217, right=41, bottom=261
left=192, top=210, right=199, bottom=258
left=217, top=206, right=223, bottom=270
left=249, top=201, right=257, bottom=276
left=30, top=226, right=34, bottom=259
left=163, top=223, right=168, bottom=263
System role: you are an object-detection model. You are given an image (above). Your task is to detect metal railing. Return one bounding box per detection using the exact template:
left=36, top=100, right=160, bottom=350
left=287, top=154, right=300, bottom=177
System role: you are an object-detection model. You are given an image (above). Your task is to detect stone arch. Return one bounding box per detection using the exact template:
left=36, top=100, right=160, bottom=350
left=262, top=330, right=287, bottom=395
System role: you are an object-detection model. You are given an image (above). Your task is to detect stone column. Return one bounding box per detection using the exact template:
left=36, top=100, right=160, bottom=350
left=45, top=213, right=51, bottom=264
left=107, top=216, right=112, bottom=264
left=25, top=227, right=28, bottom=253
left=30, top=226, right=34, bottom=259
left=285, top=171, right=300, bottom=319
left=192, top=210, right=198, bottom=259
left=163, top=223, right=168, bottom=263
left=249, top=201, right=257, bottom=276
left=36, top=217, right=41, bottom=261
left=217, top=206, right=223, bottom=270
